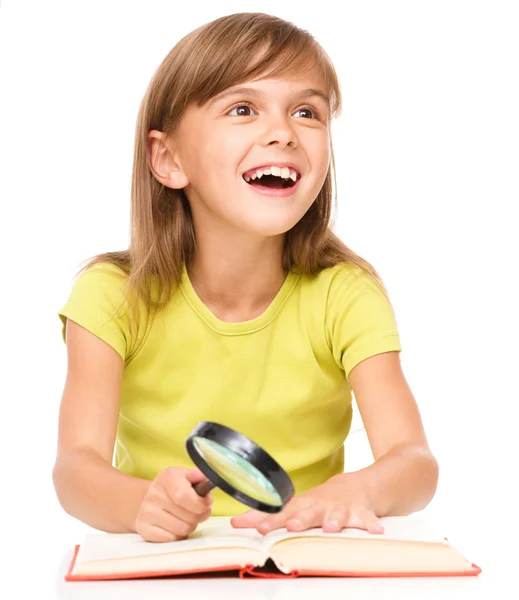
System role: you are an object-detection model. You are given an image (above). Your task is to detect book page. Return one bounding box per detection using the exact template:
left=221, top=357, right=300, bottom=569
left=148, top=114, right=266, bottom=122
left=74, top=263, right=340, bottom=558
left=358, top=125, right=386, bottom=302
left=76, top=515, right=448, bottom=564
left=260, top=515, right=448, bottom=551
left=76, top=517, right=263, bottom=563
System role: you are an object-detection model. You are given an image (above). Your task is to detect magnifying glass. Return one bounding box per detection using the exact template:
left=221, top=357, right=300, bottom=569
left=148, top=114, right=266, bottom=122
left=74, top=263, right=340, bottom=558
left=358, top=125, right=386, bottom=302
left=185, top=421, right=295, bottom=513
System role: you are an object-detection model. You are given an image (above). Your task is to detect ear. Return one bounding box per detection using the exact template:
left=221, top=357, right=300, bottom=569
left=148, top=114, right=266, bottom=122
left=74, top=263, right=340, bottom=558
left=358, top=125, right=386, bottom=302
left=147, top=130, right=189, bottom=189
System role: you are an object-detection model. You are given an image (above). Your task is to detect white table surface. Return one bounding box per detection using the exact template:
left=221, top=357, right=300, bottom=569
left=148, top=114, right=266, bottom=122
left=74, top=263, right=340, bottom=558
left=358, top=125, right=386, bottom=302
left=53, top=546, right=509, bottom=600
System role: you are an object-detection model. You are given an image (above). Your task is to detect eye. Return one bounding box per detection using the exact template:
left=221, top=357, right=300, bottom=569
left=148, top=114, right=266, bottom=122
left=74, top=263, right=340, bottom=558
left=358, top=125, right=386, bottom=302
left=226, top=102, right=323, bottom=121
left=293, top=106, right=322, bottom=120
left=227, top=103, right=257, bottom=117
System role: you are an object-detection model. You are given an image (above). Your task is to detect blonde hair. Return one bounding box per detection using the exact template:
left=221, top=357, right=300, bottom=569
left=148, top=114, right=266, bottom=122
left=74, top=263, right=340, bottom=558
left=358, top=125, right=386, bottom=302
left=76, top=12, right=392, bottom=357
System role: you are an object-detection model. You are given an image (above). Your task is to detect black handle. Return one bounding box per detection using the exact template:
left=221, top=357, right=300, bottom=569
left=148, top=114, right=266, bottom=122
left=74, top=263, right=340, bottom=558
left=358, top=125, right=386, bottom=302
left=193, top=479, right=216, bottom=496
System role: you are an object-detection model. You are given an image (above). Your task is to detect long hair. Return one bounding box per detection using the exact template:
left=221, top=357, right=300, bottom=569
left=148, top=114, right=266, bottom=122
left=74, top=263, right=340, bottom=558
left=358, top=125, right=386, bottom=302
left=75, top=12, right=393, bottom=356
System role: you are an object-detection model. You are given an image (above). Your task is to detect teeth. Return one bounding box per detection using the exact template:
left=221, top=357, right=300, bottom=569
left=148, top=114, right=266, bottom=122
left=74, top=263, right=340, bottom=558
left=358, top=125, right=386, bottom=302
left=243, top=165, right=299, bottom=183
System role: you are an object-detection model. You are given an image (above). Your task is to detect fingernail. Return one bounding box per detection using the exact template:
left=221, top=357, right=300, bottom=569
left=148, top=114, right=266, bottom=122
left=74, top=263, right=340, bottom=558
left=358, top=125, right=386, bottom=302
left=259, top=521, right=273, bottom=532
left=325, top=520, right=341, bottom=531
left=287, top=519, right=302, bottom=530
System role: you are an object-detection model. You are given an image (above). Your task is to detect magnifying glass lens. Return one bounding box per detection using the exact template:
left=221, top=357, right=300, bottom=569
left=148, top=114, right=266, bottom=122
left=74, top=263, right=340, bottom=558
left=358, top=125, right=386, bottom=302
left=192, top=436, right=282, bottom=506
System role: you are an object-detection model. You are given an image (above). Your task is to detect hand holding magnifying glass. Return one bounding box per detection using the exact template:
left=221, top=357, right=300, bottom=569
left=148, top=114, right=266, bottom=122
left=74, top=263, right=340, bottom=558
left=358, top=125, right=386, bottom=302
left=186, top=421, right=295, bottom=513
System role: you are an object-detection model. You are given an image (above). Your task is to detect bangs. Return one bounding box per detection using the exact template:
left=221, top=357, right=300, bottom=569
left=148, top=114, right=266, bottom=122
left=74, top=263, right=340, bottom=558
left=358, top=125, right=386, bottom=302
left=184, top=15, right=341, bottom=119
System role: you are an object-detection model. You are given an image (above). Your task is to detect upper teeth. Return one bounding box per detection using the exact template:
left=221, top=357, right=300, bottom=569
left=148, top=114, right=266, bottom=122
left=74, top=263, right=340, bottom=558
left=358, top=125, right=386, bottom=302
left=243, top=166, right=298, bottom=182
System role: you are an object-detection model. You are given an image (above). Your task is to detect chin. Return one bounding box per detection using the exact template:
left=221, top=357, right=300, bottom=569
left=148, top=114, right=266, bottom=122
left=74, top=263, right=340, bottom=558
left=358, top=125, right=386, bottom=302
left=238, top=204, right=310, bottom=236
left=243, top=216, right=302, bottom=238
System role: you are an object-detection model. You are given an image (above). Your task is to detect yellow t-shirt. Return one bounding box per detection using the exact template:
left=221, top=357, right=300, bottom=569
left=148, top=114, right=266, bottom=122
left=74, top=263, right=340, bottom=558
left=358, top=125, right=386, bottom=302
left=58, top=261, right=402, bottom=516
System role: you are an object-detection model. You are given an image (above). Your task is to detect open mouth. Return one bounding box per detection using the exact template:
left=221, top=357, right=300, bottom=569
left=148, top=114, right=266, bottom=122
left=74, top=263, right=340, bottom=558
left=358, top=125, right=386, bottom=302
left=242, top=173, right=300, bottom=190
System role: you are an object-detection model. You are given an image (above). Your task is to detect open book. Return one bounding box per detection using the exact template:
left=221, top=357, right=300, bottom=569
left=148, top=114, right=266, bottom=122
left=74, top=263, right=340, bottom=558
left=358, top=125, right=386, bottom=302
left=65, top=516, right=481, bottom=581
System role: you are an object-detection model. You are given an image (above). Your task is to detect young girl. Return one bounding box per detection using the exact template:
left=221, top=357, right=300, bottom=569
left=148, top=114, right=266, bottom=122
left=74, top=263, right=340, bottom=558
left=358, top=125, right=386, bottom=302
left=53, top=12, right=438, bottom=544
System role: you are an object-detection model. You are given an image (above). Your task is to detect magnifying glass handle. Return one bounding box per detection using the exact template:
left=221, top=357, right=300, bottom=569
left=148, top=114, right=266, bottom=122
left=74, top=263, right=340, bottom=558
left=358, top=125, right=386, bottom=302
left=193, top=479, right=216, bottom=496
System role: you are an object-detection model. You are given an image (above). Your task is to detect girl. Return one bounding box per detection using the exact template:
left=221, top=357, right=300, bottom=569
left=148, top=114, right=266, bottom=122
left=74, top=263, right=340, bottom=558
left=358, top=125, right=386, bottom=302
left=53, top=12, right=438, bottom=543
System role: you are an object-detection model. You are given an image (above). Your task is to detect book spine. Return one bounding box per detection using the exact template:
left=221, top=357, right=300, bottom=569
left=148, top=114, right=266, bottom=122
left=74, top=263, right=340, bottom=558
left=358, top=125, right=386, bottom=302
left=239, top=565, right=299, bottom=579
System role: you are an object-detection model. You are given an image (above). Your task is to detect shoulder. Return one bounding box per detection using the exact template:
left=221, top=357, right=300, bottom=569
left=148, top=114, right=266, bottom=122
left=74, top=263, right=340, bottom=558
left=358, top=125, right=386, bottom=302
left=73, top=261, right=129, bottom=285
left=69, top=261, right=131, bottom=302
left=59, top=262, right=134, bottom=362
left=300, top=261, right=387, bottom=300
left=62, top=261, right=134, bottom=326
left=317, top=260, right=399, bottom=329
left=317, top=263, right=402, bottom=379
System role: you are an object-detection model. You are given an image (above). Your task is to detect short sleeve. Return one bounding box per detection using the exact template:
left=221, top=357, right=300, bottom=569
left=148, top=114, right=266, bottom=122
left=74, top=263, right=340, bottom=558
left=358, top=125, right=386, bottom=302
left=325, top=264, right=402, bottom=383
left=58, top=263, right=131, bottom=361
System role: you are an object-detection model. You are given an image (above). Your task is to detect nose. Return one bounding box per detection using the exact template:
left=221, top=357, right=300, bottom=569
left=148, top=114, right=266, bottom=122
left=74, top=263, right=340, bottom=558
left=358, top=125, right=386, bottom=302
left=260, top=112, right=298, bottom=147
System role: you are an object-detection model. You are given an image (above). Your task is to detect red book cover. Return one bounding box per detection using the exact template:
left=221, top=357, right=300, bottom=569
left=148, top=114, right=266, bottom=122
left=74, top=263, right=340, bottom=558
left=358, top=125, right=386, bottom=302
left=65, top=544, right=482, bottom=582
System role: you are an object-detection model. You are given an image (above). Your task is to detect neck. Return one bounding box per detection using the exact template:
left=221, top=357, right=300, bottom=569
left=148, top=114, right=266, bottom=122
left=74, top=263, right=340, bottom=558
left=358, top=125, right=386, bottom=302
left=186, top=233, right=287, bottom=321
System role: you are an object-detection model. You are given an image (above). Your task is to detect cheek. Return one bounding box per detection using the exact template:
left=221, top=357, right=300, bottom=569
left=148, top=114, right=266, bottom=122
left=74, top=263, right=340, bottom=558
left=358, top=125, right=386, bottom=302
left=197, top=171, right=247, bottom=218
left=207, top=128, right=245, bottom=164
left=302, top=132, right=330, bottom=180
left=315, top=143, right=331, bottom=186
left=202, top=146, right=245, bottom=193
left=316, top=138, right=331, bottom=171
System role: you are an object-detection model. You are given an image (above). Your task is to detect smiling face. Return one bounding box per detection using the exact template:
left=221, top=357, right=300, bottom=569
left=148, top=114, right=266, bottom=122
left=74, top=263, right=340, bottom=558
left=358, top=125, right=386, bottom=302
left=151, top=64, right=331, bottom=240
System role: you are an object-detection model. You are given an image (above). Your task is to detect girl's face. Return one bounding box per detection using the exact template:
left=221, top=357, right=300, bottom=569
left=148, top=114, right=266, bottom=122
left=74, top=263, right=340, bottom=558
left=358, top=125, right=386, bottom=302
left=162, top=65, right=331, bottom=239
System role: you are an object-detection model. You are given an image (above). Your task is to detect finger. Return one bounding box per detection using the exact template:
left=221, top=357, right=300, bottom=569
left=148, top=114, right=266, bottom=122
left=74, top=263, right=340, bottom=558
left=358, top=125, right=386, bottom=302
left=342, top=507, right=384, bottom=534
left=230, top=509, right=265, bottom=528
left=285, top=508, right=320, bottom=532
left=137, top=501, right=201, bottom=539
left=253, top=494, right=312, bottom=534
left=154, top=508, right=199, bottom=539
left=322, top=508, right=348, bottom=532
left=161, top=500, right=205, bottom=526
left=198, top=507, right=212, bottom=523
left=163, top=476, right=213, bottom=516
left=186, top=468, right=207, bottom=485
left=256, top=508, right=300, bottom=534
left=362, top=511, right=384, bottom=534
left=137, top=523, right=180, bottom=543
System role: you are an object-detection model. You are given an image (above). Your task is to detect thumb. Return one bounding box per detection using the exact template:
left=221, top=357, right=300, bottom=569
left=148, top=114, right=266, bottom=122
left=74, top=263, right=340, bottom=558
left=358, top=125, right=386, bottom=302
left=186, top=467, right=207, bottom=485
left=231, top=509, right=265, bottom=528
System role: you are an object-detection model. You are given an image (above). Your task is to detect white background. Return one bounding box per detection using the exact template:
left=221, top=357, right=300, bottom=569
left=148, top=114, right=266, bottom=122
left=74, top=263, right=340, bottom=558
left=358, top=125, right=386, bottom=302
left=1, top=1, right=517, bottom=597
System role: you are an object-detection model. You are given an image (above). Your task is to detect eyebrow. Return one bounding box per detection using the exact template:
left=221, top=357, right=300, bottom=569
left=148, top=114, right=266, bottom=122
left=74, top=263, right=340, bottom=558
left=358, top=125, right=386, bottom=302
left=208, top=87, right=330, bottom=108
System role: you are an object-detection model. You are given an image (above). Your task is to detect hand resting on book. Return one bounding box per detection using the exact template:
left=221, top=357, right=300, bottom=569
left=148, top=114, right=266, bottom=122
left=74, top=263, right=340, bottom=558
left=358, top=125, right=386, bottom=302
left=231, top=472, right=384, bottom=536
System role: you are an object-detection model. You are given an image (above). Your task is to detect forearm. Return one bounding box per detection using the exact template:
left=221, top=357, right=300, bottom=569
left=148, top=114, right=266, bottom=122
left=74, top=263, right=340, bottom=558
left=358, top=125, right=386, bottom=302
left=334, top=444, right=439, bottom=516
left=52, top=447, right=152, bottom=533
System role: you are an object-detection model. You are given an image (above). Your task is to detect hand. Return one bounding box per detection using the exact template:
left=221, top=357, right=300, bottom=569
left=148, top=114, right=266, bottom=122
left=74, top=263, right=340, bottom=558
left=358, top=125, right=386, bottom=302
left=134, top=467, right=213, bottom=542
left=230, top=474, right=384, bottom=535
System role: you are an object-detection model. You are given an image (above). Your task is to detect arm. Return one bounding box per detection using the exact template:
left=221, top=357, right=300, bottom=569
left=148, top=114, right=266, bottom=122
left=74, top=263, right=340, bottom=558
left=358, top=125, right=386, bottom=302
left=232, top=351, right=439, bottom=534
left=331, top=350, right=439, bottom=516
left=52, top=319, right=151, bottom=533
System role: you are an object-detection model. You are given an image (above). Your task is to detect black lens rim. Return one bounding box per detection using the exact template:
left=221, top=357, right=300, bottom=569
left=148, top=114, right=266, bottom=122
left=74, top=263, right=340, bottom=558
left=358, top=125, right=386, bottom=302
left=186, top=421, right=295, bottom=513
